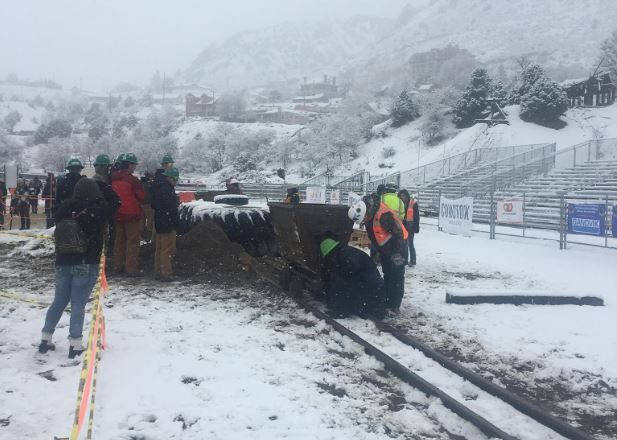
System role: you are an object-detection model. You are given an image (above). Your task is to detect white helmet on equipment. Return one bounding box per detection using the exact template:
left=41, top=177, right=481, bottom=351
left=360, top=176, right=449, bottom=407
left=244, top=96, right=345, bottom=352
left=348, top=200, right=367, bottom=223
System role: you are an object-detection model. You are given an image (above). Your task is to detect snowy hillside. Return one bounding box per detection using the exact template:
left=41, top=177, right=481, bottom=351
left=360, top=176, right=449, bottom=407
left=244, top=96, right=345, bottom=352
left=179, top=16, right=392, bottom=89
left=179, top=1, right=617, bottom=91
left=354, top=0, right=617, bottom=84
left=340, top=103, right=617, bottom=177
left=0, top=101, right=45, bottom=132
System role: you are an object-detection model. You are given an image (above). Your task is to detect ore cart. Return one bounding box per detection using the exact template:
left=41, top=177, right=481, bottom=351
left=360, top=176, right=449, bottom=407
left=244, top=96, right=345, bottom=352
left=268, top=203, right=353, bottom=293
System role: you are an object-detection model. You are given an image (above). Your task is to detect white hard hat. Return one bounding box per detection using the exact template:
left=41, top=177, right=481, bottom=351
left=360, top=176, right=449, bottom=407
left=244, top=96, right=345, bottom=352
left=348, top=200, right=366, bottom=223
left=228, top=178, right=239, bottom=185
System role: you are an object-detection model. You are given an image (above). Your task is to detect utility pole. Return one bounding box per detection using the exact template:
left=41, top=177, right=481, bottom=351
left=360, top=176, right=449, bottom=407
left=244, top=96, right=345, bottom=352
left=162, top=72, right=166, bottom=106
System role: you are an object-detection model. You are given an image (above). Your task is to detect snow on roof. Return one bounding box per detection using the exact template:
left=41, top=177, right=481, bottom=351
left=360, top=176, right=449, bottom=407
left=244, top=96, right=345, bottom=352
left=560, top=77, right=589, bottom=88
left=418, top=84, right=433, bottom=91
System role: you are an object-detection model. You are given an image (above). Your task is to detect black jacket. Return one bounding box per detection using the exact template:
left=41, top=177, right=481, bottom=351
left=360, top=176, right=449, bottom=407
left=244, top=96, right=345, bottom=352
left=323, top=244, right=385, bottom=316
left=54, top=198, right=109, bottom=266
left=151, top=177, right=179, bottom=233
left=54, top=172, right=83, bottom=213
left=94, top=178, right=121, bottom=219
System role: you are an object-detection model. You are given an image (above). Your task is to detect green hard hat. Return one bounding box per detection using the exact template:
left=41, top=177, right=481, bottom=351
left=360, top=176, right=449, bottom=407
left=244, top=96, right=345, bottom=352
left=161, top=154, right=174, bottom=165
left=320, top=238, right=339, bottom=257
left=66, top=158, right=84, bottom=169
left=163, top=167, right=180, bottom=179
left=93, top=154, right=111, bottom=166
left=115, top=153, right=125, bottom=164
left=122, top=152, right=138, bottom=164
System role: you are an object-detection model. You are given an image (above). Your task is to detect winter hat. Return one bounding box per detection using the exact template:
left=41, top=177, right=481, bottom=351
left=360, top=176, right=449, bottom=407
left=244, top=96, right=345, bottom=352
left=72, top=178, right=102, bottom=202
left=320, top=238, right=339, bottom=257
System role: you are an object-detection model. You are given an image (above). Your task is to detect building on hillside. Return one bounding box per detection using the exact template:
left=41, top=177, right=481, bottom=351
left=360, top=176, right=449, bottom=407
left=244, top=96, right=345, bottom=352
left=185, top=93, right=218, bottom=117
left=254, top=108, right=311, bottom=125
left=292, top=93, right=330, bottom=104
left=562, top=73, right=616, bottom=107
left=300, top=75, right=340, bottom=99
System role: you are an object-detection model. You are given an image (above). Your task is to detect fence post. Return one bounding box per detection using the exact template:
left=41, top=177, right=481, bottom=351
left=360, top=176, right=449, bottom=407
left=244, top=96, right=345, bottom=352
left=490, top=190, right=496, bottom=240
left=437, top=189, right=442, bottom=231
left=605, top=194, right=609, bottom=248
left=559, top=193, right=567, bottom=250
left=522, top=191, right=526, bottom=237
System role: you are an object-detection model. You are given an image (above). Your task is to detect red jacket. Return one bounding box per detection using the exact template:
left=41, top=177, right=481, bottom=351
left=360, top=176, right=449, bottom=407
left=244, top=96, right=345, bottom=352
left=112, top=169, right=145, bottom=223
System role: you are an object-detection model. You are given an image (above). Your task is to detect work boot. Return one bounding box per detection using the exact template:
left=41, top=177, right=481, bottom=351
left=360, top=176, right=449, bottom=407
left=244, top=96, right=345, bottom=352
left=38, top=332, right=55, bottom=353
left=68, top=338, right=85, bottom=359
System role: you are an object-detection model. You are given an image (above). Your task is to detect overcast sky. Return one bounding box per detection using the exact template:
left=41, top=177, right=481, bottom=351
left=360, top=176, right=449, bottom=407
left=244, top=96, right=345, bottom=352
left=0, top=0, right=410, bottom=92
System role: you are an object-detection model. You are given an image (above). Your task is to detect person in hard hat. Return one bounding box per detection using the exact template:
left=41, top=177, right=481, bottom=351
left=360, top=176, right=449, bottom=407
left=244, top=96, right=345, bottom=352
left=54, top=158, right=85, bottom=213
left=93, top=154, right=121, bottom=251
left=284, top=187, right=300, bottom=204
left=111, top=153, right=145, bottom=276
left=14, top=178, right=31, bottom=230
left=398, top=189, right=419, bottom=267
left=149, top=154, right=176, bottom=237
left=320, top=236, right=386, bottom=319
left=226, top=178, right=243, bottom=195
left=151, top=167, right=180, bottom=281
left=369, top=183, right=408, bottom=311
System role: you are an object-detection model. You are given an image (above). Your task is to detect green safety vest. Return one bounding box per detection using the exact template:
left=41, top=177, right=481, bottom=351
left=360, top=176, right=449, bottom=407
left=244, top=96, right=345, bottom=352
left=381, top=193, right=406, bottom=221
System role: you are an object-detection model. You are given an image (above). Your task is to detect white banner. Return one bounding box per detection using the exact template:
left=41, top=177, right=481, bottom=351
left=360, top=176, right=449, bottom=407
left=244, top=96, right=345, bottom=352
left=347, top=191, right=362, bottom=207
left=497, top=199, right=524, bottom=224
left=4, top=165, right=17, bottom=188
left=305, top=186, right=326, bottom=204
left=329, top=190, right=340, bottom=205
left=439, top=196, right=473, bottom=236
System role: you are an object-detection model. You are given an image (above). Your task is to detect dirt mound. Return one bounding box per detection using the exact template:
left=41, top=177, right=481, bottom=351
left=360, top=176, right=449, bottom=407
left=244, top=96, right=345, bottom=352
left=140, top=221, right=253, bottom=279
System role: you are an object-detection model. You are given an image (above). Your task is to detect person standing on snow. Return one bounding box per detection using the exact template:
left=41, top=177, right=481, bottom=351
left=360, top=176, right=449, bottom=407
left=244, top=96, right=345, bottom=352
left=151, top=167, right=180, bottom=281
left=368, top=183, right=408, bottom=311
left=93, top=154, right=121, bottom=252
left=111, top=153, right=145, bottom=276
left=29, top=177, right=42, bottom=214
left=398, top=189, right=420, bottom=267
left=54, top=158, right=85, bottom=213
left=0, top=178, right=7, bottom=228
left=39, top=178, right=110, bottom=358
left=14, top=178, right=31, bottom=230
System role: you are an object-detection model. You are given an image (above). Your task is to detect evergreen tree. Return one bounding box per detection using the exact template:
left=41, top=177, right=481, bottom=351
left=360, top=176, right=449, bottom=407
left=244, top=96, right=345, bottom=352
left=510, top=64, right=546, bottom=104
left=519, top=78, right=568, bottom=125
left=453, top=68, right=492, bottom=128
left=390, top=89, right=420, bottom=128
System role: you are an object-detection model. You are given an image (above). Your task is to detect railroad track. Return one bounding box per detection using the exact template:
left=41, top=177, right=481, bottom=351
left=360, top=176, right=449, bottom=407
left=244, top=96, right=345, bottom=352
left=295, top=297, right=596, bottom=440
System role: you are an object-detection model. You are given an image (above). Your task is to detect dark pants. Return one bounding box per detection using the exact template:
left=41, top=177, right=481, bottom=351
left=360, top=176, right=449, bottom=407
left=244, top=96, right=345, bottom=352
left=30, top=197, right=38, bottom=214
left=0, top=198, right=5, bottom=227
left=18, top=202, right=30, bottom=230
left=382, top=256, right=406, bottom=310
left=406, top=231, right=416, bottom=265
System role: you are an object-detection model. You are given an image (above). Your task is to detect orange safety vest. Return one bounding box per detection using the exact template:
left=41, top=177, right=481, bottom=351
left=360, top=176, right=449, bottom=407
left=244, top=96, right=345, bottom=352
left=406, top=199, right=416, bottom=222
left=373, top=202, right=408, bottom=247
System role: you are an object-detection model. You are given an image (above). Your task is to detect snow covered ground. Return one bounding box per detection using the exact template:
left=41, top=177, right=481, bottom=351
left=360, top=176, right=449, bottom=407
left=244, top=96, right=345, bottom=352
left=0, top=224, right=615, bottom=439
left=341, top=104, right=617, bottom=178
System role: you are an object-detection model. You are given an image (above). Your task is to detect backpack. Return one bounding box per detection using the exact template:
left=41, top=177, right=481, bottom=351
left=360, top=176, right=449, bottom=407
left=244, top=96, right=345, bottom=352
left=54, top=210, right=88, bottom=254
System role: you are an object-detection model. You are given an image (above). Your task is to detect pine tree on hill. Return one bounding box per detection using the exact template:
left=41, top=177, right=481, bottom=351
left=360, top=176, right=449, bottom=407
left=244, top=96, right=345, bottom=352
left=453, top=68, right=493, bottom=128
left=390, top=89, right=420, bottom=128
left=519, top=78, right=568, bottom=126
left=510, top=64, right=546, bottom=104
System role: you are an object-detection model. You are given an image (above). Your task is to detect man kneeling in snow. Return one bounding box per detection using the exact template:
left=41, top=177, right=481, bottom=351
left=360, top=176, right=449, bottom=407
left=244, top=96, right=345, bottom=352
left=320, top=237, right=387, bottom=319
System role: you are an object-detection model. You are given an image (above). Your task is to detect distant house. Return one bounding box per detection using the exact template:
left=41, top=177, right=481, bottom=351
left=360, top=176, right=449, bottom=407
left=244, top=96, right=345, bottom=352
left=185, top=93, right=218, bottom=117
left=562, top=73, right=616, bottom=107
left=300, top=75, right=340, bottom=99
left=254, top=108, right=311, bottom=125
left=292, top=93, right=330, bottom=104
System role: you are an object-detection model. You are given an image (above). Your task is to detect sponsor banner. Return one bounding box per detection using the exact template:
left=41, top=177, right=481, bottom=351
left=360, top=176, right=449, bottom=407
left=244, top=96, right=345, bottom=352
left=613, top=205, right=617, bottom=238
left=567, top=203, right=605, bottom=236
left=496, top=199, right=524, bottom=224
left=439, top=196, right=473, bottom=236
left=305, top=186, right=326, bottom=204
left=329, top=190, right=340, bottom=205
left=347, top=191, right=362, bottom=207
left=4, top=164, right=17, bottom=188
